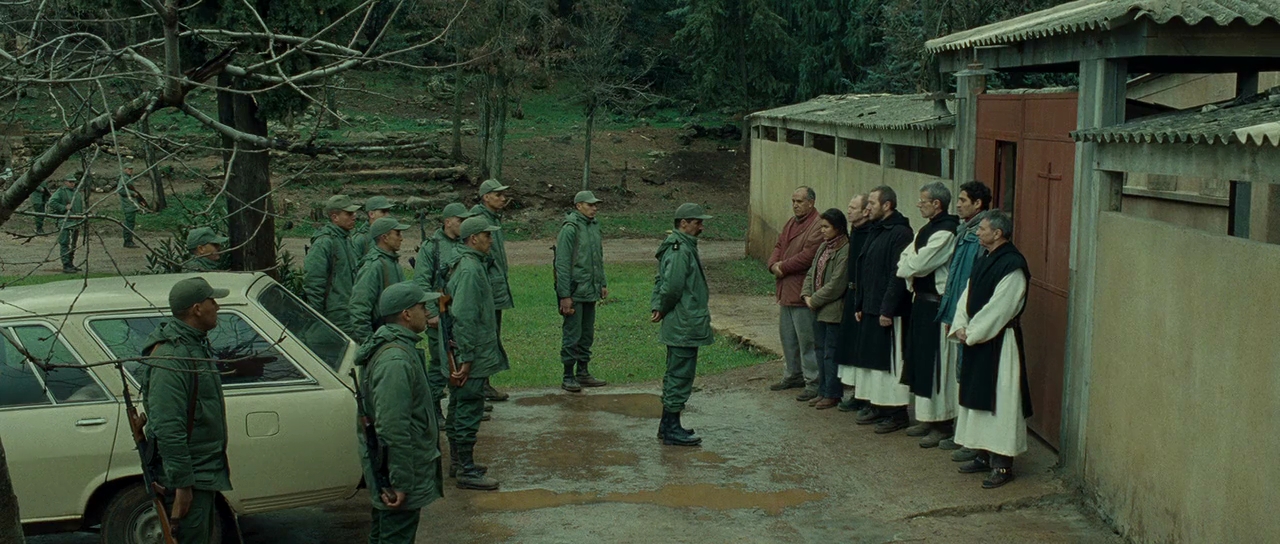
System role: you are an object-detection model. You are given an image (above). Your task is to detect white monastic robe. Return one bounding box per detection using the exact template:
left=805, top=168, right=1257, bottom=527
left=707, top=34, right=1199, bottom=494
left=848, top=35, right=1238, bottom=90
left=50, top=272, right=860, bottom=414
left=949, top=270, right=1029, bottom=457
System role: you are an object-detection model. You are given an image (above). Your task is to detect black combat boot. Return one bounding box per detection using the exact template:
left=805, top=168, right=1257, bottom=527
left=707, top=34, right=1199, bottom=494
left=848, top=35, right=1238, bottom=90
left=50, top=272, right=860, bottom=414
left=659, top=410, right=701, bottom=447
left=561, top=364, right=582, bottom=392
left=655, top=410, right=696, bottom=438
left=455, top=446, right=499, bottom=490
left=448, top=440, right=486, bottom=478
left=575, top=363, right=607, bottom=387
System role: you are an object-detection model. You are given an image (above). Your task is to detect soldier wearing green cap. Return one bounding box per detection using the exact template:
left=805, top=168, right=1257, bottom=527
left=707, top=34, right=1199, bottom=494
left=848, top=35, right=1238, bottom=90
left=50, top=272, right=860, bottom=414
left=469, top=179, right=513, bottom=402
left=184, top=227, right=229, bottom=272
left=353, top=195, right=395, bottom=260
left=651, top=203, right=714, bottom=447
left=351, top=217, right=412, bottom=343
left=47, top=175, right=85, bottom=273
left=444, top=215, right=503, bottom=490
left=140, top=277, right=231, bottom=544
left=555, top=190, right=609, bottom=392
left=29, top=179, right=51, bottom=234
left=118, top=164, right=143, bottom=248
left=303, top=195, right=363, bottom=338
left=354, top=281, right=444, bottom=544
left=414, top=202, right=471, bottom=414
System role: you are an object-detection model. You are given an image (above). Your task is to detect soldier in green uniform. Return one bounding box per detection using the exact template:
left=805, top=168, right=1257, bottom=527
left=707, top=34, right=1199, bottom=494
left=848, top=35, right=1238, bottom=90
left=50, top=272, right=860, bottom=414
left=47, top=175, right=85, bottom=273
left=29, top=180, right=51, bottom=234
left=555, top=190, right=609, bottom=392
left=118, top=164, right=142, bottom=248
left=355, top=282, right=444, bottom=544
left=444, top=216, right=503, bottom=490
left=414, top=203, right=471, bottom=418
left=351, top=217, right=411, bottom=343
left=140, top=277, right=231, bottom=544
left=303, top=195, right=363, bottom=338
left=469, top=179, right=513, bottom=402
left=651, top=203, right=715, bottom=447
left=184, top=227, right=228, bottom=272
left=353, top=195, right=394, bottom=259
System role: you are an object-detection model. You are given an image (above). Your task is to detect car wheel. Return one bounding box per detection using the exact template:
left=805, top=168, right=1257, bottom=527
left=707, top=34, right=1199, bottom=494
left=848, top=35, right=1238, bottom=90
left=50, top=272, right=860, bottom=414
left=100, top=483, right=224, bottom=544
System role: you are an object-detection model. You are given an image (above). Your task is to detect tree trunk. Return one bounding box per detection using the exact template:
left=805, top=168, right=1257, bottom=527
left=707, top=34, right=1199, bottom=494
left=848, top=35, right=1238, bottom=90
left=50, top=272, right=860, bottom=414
left=0, top=437, right=23, bottom=544
left=217, top=73, right=236, bottom=170
left=489, top=74, right=508, bottom=181
left=477, top=74, right=493, bottom=180
left=581, top=103, right=594, bottom=190
left=226, top=90, right=277, bottom=276
left=451, top=61, right=464, bottom=163
left=139, top=116, right=166, bottom=211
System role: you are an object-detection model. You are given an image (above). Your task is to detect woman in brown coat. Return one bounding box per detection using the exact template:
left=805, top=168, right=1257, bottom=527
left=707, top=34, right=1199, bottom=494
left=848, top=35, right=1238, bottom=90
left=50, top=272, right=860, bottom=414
left=802, top=208, right=850, bottom=410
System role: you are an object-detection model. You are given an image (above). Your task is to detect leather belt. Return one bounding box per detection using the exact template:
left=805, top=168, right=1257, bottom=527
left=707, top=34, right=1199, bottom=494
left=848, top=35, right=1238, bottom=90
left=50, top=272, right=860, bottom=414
left=915, top=292, right=941, bottom=303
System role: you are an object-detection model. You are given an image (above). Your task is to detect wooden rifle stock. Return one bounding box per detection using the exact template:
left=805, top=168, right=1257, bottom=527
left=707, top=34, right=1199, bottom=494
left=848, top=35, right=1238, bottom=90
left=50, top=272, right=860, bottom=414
left=118, top=364, right=178, bottom=544
left=437, top=294, right=464, bottom=387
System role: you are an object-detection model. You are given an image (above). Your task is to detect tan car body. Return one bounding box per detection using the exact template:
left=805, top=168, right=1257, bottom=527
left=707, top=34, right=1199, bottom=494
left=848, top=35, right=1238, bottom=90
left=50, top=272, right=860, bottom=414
left=1, top=272, right=362, bottom=535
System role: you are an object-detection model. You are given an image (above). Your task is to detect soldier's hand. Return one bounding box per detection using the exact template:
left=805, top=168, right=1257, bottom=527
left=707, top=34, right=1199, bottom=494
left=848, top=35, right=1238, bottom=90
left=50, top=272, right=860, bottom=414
left=452, top=362, right=472, bottom=384
left=559, top=297, right=575, bottom=316
left=170, top=486, right=193, bottom=520
left=879, top=316, right=892, bottom=327
left=855, top=311, right=862, bottom=322
left=426, top=316, right=440, bottom=329
left=650, top=311, right=662, bottom=323
left=600, top=287, right=608, bottom=299
left=381, top=489, right=406, bottom=509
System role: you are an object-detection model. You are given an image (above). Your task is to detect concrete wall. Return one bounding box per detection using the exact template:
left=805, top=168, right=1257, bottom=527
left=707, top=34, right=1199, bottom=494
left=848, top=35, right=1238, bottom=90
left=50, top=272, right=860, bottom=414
left=747, top=138, right=939, bottom=260
left=1120, top=194, right=1228, bottom=235
left=1087, top=212, right=1280, bottom=543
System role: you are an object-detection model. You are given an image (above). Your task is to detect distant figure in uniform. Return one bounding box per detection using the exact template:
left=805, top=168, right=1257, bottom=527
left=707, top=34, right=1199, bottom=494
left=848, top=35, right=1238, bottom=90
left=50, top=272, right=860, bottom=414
left=303, top=195, right=363, bottom=338
left=651, top=203, right=714, bottom=447
left=351, top=217, right=412, bottom=343
left=30, top=179, right=51, bottom=234
left=184, top=227, right=228, bottom=272
left=469, top=179, right=514, bottom=403
left=47, top=175, right=85, bottom=274
left=555, top=190, right=609, bottom=392
left=118, top=164, right=143, bottom=248
left=353, top=195, right=394, bottom=259
left=414, top=202, right=472, bottom=419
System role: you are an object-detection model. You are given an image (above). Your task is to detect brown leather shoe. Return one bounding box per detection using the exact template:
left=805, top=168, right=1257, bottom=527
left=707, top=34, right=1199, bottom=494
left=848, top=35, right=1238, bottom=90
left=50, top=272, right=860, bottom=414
left=982, top=467, right=1015, bottom=488
left=814, top=398, right=839, bottom=410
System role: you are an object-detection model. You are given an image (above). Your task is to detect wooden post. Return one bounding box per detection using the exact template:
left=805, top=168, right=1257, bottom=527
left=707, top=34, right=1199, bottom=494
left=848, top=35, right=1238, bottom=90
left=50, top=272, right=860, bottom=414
left=1061, top=58, right=1127, bottom=478
left=952, top=66, right=985, bottom=184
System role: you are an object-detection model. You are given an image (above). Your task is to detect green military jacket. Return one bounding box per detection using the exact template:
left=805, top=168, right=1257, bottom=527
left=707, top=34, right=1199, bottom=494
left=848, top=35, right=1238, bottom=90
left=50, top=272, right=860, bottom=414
left=414, top=229, right=463, bottom=292
left=554, top=211, right=607, bottom=302
left=351, top=222, right=373, bottom=260
left=139, top=319, right=231, bottom=492
left=303, top=223, right=360, bottom=337
left=183, top=256, right=220, bottom=272
left=354, top=324, right=443, bottom=511
left=29, top=185, right=49, bottom=209
left=47, top=186, right=85, bottom=229
left=117, top=175, right=140, bottom=213
left=468, top=204, right=513, bottom=310
left=350, top=246, right=406, bottom=343
left=446, top=247, right=504, bottom=377
left=651, top=231, right=714, bottom=348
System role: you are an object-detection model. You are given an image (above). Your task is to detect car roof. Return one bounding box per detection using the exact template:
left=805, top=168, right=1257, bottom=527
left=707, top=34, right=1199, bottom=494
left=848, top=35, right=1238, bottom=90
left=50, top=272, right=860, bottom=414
left=0, top=272, right=266, bottom=319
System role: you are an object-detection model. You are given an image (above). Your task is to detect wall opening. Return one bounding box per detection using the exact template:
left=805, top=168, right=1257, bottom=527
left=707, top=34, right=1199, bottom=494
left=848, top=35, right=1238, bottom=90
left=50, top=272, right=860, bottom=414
left=785, top=129, right=805, bottom=146
left=762, top=126, right=778, bottom=141
left=843, top=138, right=880, bottom=164
left=811, top=134, right=835, bottom=154
left=994, top=141, right=1018, bottom=217
left=893, top=145, right=943, bottom=177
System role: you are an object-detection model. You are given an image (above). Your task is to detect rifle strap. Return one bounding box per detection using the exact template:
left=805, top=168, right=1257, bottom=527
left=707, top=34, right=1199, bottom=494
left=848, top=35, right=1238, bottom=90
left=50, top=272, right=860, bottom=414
left=142, top=341, right=200, bottom=440
left=359, top=342, right=414, bottom=418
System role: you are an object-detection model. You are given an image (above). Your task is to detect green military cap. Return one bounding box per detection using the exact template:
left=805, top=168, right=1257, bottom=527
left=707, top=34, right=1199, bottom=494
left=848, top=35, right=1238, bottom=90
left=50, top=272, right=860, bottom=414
left=369, top=216, right=411, bottom=240
left=574, top=190, right=602, bottom=204
left=324, top=194, right=362, bottom=213
left=477, top=178, right=510, bottom=197
left=441, top=202, right=472, bottom=219
left=365, top=195, right=393, bottom=211
left=169, top=276, right=230, bottom=314
left=459, top=216, right=500, bottom=239
left=674, top=202, right=713, bottom=220
left=63, top=174, right=77, bottom=182
left=378, top=281, right=443, bottom=317
left=186, top=227, right=229, bottom=250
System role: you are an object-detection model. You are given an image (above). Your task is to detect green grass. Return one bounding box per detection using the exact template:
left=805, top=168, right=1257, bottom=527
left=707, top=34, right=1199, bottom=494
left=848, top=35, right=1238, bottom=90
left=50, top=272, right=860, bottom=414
left=705, top=257, right=776, bottom=296
left=500, top=210, right=748, bottom=243
left=488, top=262, right=770, bottom=389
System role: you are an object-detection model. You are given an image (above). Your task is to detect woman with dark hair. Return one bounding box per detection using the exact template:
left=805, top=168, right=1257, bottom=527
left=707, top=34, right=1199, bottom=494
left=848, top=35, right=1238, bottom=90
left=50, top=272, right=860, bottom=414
left=802, top=208, right=850, bottom=409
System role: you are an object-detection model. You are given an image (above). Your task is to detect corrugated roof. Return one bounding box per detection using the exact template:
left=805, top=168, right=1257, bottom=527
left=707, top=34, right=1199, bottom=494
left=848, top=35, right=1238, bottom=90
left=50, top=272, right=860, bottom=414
left=926, top=0, right=1280, bottom=53
left=748, top=94, right=955, bottom=131
left=1071, top=94, right=1280, bottom=146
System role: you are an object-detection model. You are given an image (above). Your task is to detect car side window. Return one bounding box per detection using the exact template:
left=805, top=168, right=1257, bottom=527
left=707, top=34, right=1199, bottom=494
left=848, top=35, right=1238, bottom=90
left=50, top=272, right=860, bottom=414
left=10, top=325, right=110, bottom=403
left=89, top=313, right=309, bottom=388
left=0, top=329, right=52, bottom=408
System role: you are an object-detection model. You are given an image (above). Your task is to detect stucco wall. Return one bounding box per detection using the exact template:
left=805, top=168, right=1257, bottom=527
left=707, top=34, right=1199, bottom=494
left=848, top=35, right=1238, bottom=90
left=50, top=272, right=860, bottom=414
left=747, top=138, right=941, bottom=260
left=1087, top=212, right=1280, bottom=543
left=1120, top=195, right=1228, bottom=235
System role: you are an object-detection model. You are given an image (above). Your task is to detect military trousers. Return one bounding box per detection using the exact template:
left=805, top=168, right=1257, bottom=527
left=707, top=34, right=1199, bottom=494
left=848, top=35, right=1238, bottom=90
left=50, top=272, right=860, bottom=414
left=163, top=488, right=217, bottom=544
left=661, top=346, right=699, bottom=413
left=368, top=507, right=420, bottom=544
left=123, top=211, right=137, bottom=245
left=560, top=301, right=597, bottom=373
left=58, top=227, right=78, bottom=268
left=423, top=328, right=448, bottom=409
left=32, top=202, right=45, bottom=232
left=446, top=377, right=485, bottom=447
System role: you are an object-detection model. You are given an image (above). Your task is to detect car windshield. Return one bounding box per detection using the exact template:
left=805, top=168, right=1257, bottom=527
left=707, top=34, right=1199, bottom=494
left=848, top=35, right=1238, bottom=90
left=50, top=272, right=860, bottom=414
left=257, top=284, right=349, bottom=372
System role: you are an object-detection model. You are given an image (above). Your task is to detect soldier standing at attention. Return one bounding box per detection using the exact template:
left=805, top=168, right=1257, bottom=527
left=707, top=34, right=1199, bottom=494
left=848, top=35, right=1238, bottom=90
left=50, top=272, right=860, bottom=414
left=356, top=282, right=444, bottom=543
left=555, top=190, right=609, bottom=392
left=353, top=195, right=394, bottom=259
left=469, top=179, right=513, bottom=403
left=303, top=195, right=363, bottom=339
left=30, top=179, right=51, bottom=234
left=47, top=175, right=85, bottom=273
left=351, top=217, right=412, bottom=343
left=414, top=202, right=471, bottom=418
left=118, top=164, right=142, bottom=248
left=140, top=277, right=231, bottom=544
left=445, top=215, right=504, bottom=491
left=651, top=203, right=714, bottom=447
left=184, top=227, right=228, bottom=272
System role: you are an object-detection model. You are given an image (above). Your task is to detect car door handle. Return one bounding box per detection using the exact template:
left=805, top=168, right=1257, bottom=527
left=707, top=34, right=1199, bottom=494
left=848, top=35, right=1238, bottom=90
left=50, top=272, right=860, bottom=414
left=75, top=418, right=108, bottom=427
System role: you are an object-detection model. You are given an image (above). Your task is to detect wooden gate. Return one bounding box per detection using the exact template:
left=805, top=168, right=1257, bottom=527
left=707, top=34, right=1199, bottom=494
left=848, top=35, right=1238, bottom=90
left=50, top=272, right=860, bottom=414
left=974, top=92, right=1077, bottom=449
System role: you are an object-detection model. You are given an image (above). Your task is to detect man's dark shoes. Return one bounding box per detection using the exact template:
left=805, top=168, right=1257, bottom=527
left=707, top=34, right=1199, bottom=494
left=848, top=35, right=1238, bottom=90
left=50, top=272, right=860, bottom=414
left=575, top=373, right=607, bottom=387
left=958, top=457, right=991, bottom=474
left=769, top=376, right=805, bottom=391
left=483, top=381, right=509, bottom=402
left=447, top=441, right=488, bottom=478
left=455, top=448, right=499, bottom=490
left=562, top=376, right=582, bottom=392
left=61, top=266, right=80, bottom=274
left=905, top=423, right=931, bottom=437
left=982, top=468, right=1015, bottom=489
left=795, top=389, right=818, bottom=402
left=854, top=406, right=882, bottom=425
left=658, top=410, right=701, bottom=447
left=837, top=397, right=867, bottom=412
left=874, top=411, right=909, bottom=434
left=123, top=242, right=139, bottom=248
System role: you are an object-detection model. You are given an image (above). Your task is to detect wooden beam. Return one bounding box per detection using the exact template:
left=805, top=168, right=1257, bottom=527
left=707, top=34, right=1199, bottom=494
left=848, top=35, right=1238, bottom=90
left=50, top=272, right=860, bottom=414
left=1095, top=141, right=1280, bottom=184
left=752, top=119, right=955, bottom=149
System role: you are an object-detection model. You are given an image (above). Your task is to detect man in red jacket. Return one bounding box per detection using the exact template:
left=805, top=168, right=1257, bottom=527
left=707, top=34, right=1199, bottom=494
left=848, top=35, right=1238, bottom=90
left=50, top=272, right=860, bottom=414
left=767, top=186, right=824, bottom=400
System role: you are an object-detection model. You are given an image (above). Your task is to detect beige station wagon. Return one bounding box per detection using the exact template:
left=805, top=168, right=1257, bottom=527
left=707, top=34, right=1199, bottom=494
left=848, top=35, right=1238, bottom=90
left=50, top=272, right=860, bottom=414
left=1, top=272, right=363, bottom=543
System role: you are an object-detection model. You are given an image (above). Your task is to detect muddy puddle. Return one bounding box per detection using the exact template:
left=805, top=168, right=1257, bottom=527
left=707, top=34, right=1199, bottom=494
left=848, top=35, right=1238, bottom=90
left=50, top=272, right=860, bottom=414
left=514, top=392, right=663, bottom=419
left=468, top=483, right=823, bottom=516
